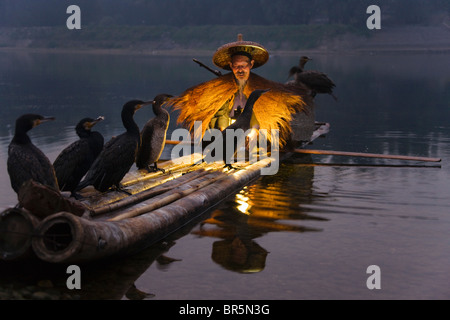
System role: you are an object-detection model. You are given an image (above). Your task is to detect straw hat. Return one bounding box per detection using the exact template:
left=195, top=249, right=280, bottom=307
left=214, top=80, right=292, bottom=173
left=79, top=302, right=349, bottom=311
left=213, top=34, right=269, bottom=71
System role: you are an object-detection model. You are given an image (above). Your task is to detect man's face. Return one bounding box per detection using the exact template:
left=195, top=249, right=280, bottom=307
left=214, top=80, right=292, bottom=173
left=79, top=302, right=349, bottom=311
left=229, top=55, right=254, bottom=81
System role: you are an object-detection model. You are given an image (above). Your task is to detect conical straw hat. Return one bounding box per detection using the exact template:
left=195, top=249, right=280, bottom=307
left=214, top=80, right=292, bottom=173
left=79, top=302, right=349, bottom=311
left=213, top=34, right=269, bottom=70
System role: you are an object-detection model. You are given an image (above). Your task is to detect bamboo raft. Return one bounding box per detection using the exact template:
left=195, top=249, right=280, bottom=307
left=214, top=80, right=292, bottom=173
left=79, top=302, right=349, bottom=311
left=0, top=122, right=330, bottom=264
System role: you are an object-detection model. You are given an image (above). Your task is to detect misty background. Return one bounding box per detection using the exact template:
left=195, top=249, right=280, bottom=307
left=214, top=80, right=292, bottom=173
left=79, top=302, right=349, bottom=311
left=0, top=0, right=449, bottom=52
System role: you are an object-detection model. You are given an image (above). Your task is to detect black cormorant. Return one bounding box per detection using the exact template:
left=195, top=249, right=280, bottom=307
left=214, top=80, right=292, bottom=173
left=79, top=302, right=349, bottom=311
left=136, top=94, right=173, bottom=173
left=288, top=56, right=337, bottom=101
left=53, top=116, right=104, bottom=198
left=204, top=89, right=269, bottom=169
left=76, top=100, right=152, bottom=194
left=7, top=114, right=59, bottom=194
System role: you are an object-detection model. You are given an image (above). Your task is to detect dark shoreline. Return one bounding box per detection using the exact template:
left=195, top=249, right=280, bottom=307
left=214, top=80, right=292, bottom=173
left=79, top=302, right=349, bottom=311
left=1, top=24, right=449, bottom=56
left=1, top=45, right=449, bottom=57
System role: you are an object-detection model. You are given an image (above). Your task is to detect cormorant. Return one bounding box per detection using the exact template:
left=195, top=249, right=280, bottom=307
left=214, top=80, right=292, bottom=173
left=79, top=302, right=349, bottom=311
left=53, top=116, right=104, bottom=198
left=76, top=100, right=152, bottom=194
left=288, top=56, right=337, bottom=101
left=136, top=94, right=173, bottom=173
left=204, top=89, right=269, bottom=169
left=7, top=114, right=59, bottom=194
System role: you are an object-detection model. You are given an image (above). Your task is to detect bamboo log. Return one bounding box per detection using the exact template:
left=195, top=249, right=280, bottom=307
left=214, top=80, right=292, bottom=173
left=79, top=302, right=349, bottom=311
left=93, top=169, right=212, bottom=216
left=294, top=149, right=441, bottom=162
left=108, top=170, right=228, bottom=221
left=81, top=170, right=189, bottom=211
left=80, top=153, right=206, bottom=211
left=122, top=154, right=203, bottom=186
left=0, top=207, right=40, bottom=261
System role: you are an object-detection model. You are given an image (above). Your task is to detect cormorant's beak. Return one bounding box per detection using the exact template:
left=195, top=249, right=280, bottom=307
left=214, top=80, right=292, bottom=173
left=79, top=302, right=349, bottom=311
left=35, top=116, right=55, bottom=127
left=86, top=116, right=104, bottom=129
left=135, top=101, right=153, bottom=111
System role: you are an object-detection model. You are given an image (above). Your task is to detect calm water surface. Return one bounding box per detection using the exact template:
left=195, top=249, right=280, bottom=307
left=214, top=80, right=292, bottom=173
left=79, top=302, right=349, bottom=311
left=0, top=51, right=449, bottom=300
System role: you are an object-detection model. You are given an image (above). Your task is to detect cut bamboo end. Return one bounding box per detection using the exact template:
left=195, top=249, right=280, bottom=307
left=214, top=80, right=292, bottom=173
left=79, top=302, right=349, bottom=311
left=32, top=212, right=85, bottom=263
left=0, top=207, right=40, bottom=261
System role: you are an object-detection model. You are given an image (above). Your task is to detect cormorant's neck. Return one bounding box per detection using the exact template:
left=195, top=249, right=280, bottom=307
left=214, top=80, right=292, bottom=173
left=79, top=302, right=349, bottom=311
left=76, top=128, right=91, bottom=139
left=152, top=103, right=165, bottom=116
left=12, top=129, right=31, bottom=145
left=122, top=111, right=139, bottom=134
left=299, top=59, right=308, bottom=70
left=241, top=96, right=259, bottom=118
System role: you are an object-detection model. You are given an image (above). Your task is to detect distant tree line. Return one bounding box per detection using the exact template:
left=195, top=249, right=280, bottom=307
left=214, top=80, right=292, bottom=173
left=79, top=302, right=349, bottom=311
left=0, top=0, right=449, bottom=27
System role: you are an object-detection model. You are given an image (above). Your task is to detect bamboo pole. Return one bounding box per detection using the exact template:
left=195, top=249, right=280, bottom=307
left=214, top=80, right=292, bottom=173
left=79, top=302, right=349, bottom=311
left=166, top=139, right=441, bottom=162
left=294, top=163, right=441, bottom=168
left=122, top=152, right=204, bottom=186
left=108, top=171, right=229, bottom=221
left=294, top=149, right=441, bottom=162
left=165, top=140, right=190, bottom=145
left=79, top=154, right=207, bottom=211
left=93, top=169, right=212, bottom=216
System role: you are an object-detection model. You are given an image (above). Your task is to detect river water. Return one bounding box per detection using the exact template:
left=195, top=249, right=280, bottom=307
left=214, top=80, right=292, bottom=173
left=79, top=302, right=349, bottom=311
left=0, top=51, right=449, bottom=300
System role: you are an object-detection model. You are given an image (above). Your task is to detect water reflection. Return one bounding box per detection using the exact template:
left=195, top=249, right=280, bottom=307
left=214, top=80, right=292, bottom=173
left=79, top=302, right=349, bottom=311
left=192, top=157, right=328, bottom=273
left=0, top=240, right=174, bottom=300
left=0, top=212, right=201, bottom=300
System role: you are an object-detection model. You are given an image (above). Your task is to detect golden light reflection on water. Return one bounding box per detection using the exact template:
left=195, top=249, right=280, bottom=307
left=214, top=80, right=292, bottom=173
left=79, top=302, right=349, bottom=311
left=235, top=188, right=251, bottom=215
left=191, top=158, right=328, bottom=273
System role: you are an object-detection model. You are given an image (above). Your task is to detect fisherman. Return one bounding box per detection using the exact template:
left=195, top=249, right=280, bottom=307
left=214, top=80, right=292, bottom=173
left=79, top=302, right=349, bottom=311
left=167, top=34, right=308, bottom=149
left=209, top=39, right=261, bottom=132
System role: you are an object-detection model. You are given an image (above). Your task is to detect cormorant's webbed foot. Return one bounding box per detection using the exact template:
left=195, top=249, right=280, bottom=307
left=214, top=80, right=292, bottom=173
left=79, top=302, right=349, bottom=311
left=112, top=185, right=132, bottom=196
left=191, top=158, right=206, bottom=167
left=223, top=163, right=238, bottom=170
left=146, top=164, right=165, bottom=173
left=223, top=163, right=247, bottom=171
